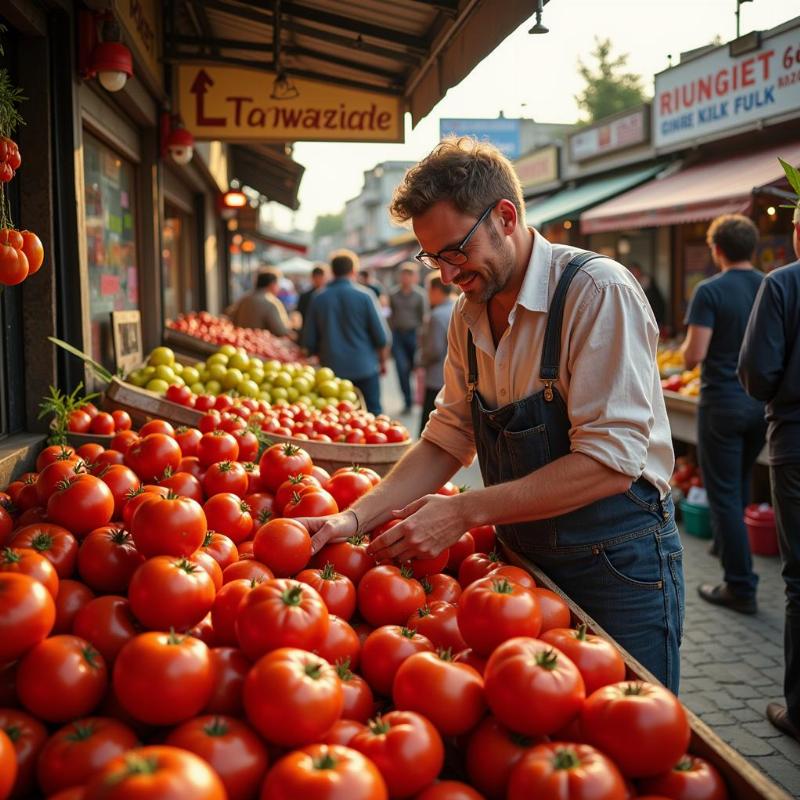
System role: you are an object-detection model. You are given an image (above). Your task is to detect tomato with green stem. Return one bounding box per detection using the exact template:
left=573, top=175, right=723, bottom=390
left=357, top=565, right=426, bottom=628
left=252, top=517, right=312, bottom=577
left=458, top=550, right=506, bottom=587
left=407, top=601, right=466, bottom=653
left=130, top=493, right=207, bottom=559
left=72, top=595, right=139, bottom=664
left=124, top=433, right=182, bottom=482
left=0, top=708, right=47, bottom=799
left=158, top=468, right=204, bottom=504
left=259, top=442, right=313, bottom=492
left=203, top=493, right=253, bottom=544
left=197, top=430, right=239, bottom=468
left=77, top=526, right=144, bottom=593
left=165, top=715, right=269, bottom=800
left=317, top=614, right=361, bottom=670
left=203, top=460, right=249, bottom=498
left=421, top=572, right=462, bottom=604
left=0, top=545, right=59, bottom=597
left=0, top=573, right=55, bottom=663
left=47, top=474, right=115, bottom=537
left=200, top=531, right=238, bottom=571
left=16, top=635, right=108, bottom=723
left=336, top=659, right=374, bottom=723
left=296, top=561, right=357, bottom=619
left=37, top=716, right=138, bottom=796
left=0, top=728, right=16, bottom=800
left=638, top=754, right=728, bottom=800
left=244, top=647, right=343, bottom=747
left=11, top=523, right=78, bottom=577
left=274, top=473, right=321, bottom=514
left=312, top=533, right=376, bottom=585
left=360, top=624, right=434, bottom=698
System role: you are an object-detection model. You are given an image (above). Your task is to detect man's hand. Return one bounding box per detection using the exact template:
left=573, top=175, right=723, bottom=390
left=367, top=493, right=470, bottom=563
left=293, top=511, right=358, bottom=556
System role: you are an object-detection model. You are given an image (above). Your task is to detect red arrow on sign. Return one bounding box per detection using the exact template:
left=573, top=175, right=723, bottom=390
left=190, top=69, right=226, bottom=127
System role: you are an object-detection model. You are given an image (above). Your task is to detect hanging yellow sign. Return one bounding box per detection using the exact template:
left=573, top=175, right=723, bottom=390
left=177, top=65, right=405, bottom=143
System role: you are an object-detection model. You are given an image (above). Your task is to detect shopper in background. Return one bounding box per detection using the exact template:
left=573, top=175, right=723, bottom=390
left=297, top=263, right=329, bottom=330
left=738, top=205, right=800, bottom=742
left=302, top=250, right=390, bottom=414
left=629, top=262, right=666, bottom=327
left=357, top=268, right=387, bottom=305
left=226, top=268, right=293, bottom=338
left=682, top=214, right=766, bottom=614
left=389, top=262, right=426, bottom=413
left=418, top=271, right=455, bottom=436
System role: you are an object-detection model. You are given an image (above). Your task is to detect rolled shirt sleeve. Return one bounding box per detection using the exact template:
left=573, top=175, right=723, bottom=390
left=566, top=282, right=657, bottom=480
left=420, top=308, right=476, bottom=467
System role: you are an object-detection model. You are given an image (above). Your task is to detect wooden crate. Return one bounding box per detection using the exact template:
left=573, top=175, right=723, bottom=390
left=502, top=546, right=792, bottom=800
left=163, top=328, right=220, bottom=360
left=103, top=377, right=203, bottom=429
left=263, top=432, right=411, bottom=476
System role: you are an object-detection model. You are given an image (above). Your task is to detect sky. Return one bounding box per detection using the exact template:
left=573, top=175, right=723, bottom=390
left=265, top=0, right=796, bottom=232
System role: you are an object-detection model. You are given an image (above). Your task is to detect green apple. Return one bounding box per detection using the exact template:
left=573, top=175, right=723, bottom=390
left=297, top=395, right=312, bottom=407
left=205, top=380, right=222, bottom=395
left=153, top=365, right=176, bottom=383
left=272, top=398, right=289, bottom=408
left=341, top=390, right=359, bottom=404
left=228, top=352, right=250, bottom=371
left=208, top=363, right=227, bottom=382
left=172, top=362, right=184, bottom=375
left=127, top=369, right=148, bottom=387
left=182, top=366, right=200, bottom=385
left=221, top=368, right=244, bottom=390
left=317, top=380, right=340, bottom=399
left=207, top=353, right=229, bottom=367
left=219, top=344, right=237, bottom=357
left=271, top=386, right=289, bottom=401
left=258, top=390, right=272, bottom=403
left=190, top=382, right=205, bottom=394
left=292, top=377, right=312, bottom=395
left=249, top=357, right=264, bottom=372
left=236, top=379, right=260, bottom=398
left=286, top=387, right=299, bottom=402
left=313, top=395, right=329, bottom=410
left=172, top=375, right=186, bottom=388
left=148, top=346, right=175, bottom=367
left=340, top=379, right=354, bottom=392
left=315, top=367, right=335, bottom=384
left=247, top=370, right=265, bottom=385
left=273, top=372, right=292, bottom=389
left=146, top=378, right=169, bottom=394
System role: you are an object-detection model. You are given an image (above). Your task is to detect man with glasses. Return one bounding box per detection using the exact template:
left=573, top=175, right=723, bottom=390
left=296, top=137, right=683, bottom=691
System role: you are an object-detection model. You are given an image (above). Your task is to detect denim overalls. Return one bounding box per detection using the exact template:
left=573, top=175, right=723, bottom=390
left=468, top=253, right=685, bottom=691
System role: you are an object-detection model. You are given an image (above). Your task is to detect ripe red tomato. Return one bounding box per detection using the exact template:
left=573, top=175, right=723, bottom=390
left=203, top=460, right=249, bottom=498
left=82, top=745, right=225, bottom=800
left=37, top=717, right=138, bottom=796
left=393, top=650, right=485, bottom=736
left=111, top=409, right=132, bottom=431
left=158, top=468, right=204, bottom=503
left=243, top=491, right=273, bottom=522
left=421, top=572, right=462, bottom=604
left=77, top=443, right=105, bottom=464
left=235, top=578, right=329, bottom=660
left=0, top=708, right=47, bottom=798
left=417, top=782, right=485, bottom=800
left=241, top=462, right=261, bottom=494
left=204, top=647, right=251, bottom=716
left=77, top=526, right=143, bottom=593
left=458, top=576, right=542, bottom=656
left=110, top=430, right=139, bottom=455
left=447, top=532, right=475, bottom=572
left=120, top=485, right=165, bottom=529
left=296, top=562, right=357, bottom=619
left=470, top=524, right=497, bottom=552
left=11, top=523, right=78, bottom=577
left=284, top=486, right=339, bottom=518
left=317, top=614, right=361, bottom=669
left=540, top=624, right=626, bottom=696
left=274, top=473, right=321, bottom=514
left=0, top=545, right=59, bottom=597
left=357, top=565, right=426, bottom=627
left=175, top=426, right=203, bottom=456
left=201, top=531, right=239, bottom=571
left=252, top=517, right=312, bottom=577
left=90, top=412, right=116, bottom=435
left=128, top=556, right=216, bottom=631
left=139, top=419, right=176, bottom=438
left=178, top=455, right=206, bottom=481
left=130, top=494, right=207, bottom=558
left=53, top=579, right=95, bottom=634
left=0, top=506, right=12, bottom=548
left=244, top=647, right=344, bottom=746
left=350, top=710, right=444, bottom=798
left=336, top=660, right=375, bottom=723
left=489, top=564, right=537, bottom=590
left=72, top=594, right=138, bottom=664
left=458, top=550, right=506, bottom=587
left=211, top=578, right=263, bottom=647
left=197, top=430, right=239, bottom=467
left=16, top=634, right=108, bottom=723
left=326, top=469, right=374, bottom=510
left=259, top=442, right=313, bottom=492
left=312, top=534, right=376, bottom=585
left=203, top=493, right=253, bottom=544
left=165, top=714, right=269, bottom=800
left=124, top=433, right=182, bottom=482
left=232, top=429, right=259, bottom=463
left=261, top=743, right=387, bottom=799
left=507, top=742, right=627, bottom=800
left=67, top=409, right=91, bottom=433
left=36, top=445, right=76, bottom=473
left=321, top=718, right=367, bottom=747
left=407, top=600, right=466, bottom=652
left=581, top=681, right=690, bottom=778
left=0, top=728, right=16, bottom=800
left=533, top=588, right=573, bottom=632
left=360, top=624, right=434, bottom=697
left=484, top=637, right=586, bottom=736
left=638, top=754, right=728, bottom=800
left=35, top=455, right=84, bottom=506
left=47, top=474, right=115, bottom=536
left=96, top=464, right=141, bottom=519
left=222, top=559, right=273, bottom=584
left=466, top=715, right=545, bottom=800
left=113, top=631, right=214, bottom=725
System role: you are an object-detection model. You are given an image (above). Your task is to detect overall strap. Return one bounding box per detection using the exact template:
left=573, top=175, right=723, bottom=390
left=466, top=330, right=478, bottom=401
left=539, top=252, right=603, bottom=401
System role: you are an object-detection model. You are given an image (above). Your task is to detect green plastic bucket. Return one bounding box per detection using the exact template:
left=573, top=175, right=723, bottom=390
left=679, top=499, right=712, bottom=539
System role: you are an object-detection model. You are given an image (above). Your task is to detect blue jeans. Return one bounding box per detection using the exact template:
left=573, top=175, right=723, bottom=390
left=392, top=329, right=417, bottom=408
left=353, top=373, right=382, bottom=415
left=698, top=402, right=766, bottom=598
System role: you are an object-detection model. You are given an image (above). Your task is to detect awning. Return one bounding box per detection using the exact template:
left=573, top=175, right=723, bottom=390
left=362, top=242, right=418, bottom=269
left=166, top=0, right=545, bottom=129
left=581, top=143, right=800, bottom=234
left=525, top=165, right=664, bottom=229
left=229, top=144, right=305, bottom=210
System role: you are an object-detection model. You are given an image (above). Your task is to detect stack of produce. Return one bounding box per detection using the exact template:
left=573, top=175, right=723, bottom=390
left=167, top=311, right=302, bottom=362
left=126, top=345, right=361, bottom=408
left=0, top=414, right=731, bottom=800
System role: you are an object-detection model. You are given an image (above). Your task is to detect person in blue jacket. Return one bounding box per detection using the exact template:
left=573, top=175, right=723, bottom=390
left=738, top=206, right=800, bottom=743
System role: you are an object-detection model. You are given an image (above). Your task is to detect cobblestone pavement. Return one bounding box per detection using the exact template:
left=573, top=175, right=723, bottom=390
left=386, top=381, right=800, bottom=796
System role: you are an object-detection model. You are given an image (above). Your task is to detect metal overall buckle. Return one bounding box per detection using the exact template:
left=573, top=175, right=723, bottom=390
left=543, top=380, right=554, bottom=402
left=466, top=380, right=478, bottom=402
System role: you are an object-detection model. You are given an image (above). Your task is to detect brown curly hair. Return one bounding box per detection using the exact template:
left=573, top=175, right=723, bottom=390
left=389, top=137, right=524, bottom=224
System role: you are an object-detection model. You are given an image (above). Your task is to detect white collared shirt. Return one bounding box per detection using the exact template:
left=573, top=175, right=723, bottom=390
left=421, top=230, right=674, bottom=497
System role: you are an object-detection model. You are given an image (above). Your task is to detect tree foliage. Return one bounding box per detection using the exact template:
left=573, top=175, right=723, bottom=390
left=313, top=212, right=344, bottom=238
left=575, top=38, right=647, bottom=123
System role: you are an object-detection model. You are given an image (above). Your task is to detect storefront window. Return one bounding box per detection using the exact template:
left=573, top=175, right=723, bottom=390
left=162, top=202, right=197, bottom=321
left=83, top=132, right=138, bottom=371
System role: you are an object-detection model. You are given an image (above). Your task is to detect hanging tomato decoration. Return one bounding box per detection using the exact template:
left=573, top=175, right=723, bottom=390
left=0, top=136, right=20, bottom=182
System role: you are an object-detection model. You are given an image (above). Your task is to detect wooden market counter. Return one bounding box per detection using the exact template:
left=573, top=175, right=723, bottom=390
left=662, top=390, right=768, bottom=466
left=503, top=544, right=792, bottom=800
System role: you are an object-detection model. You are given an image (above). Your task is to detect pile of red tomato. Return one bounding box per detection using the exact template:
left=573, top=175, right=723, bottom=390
left=0, top=419, right=727, bottom=800
left=64, top=402, right=132, bottom=437
left=167, top=312, right=303, bottom=363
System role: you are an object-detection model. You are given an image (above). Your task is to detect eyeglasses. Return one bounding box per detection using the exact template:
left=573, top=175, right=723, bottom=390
left=415, top=202, right=496, bottom=269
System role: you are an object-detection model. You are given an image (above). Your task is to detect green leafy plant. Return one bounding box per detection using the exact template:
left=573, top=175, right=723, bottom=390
left=48, top=336, right=114, bottom=383
left=38, top=383, right=99, bottom=445
left=778, top=158, right=800, bottom=221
